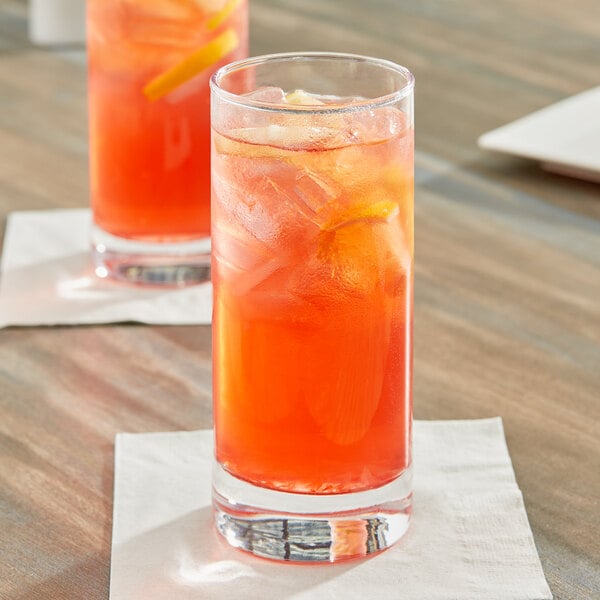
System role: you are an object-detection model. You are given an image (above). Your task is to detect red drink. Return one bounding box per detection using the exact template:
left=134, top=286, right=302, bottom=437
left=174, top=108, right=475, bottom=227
left=212, top=100, right=414, bottom=494
left=211, top=54, right=414, bottom=562
left=87, top=0, right=247, bottom=284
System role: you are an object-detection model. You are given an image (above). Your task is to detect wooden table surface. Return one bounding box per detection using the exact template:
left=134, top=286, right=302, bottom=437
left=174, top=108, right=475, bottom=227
left=1, top=0, right=599, bottom=598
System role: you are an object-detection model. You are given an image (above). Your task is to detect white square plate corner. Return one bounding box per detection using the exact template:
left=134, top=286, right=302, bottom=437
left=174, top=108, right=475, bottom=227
left=478, top=86, right=600, bottom=183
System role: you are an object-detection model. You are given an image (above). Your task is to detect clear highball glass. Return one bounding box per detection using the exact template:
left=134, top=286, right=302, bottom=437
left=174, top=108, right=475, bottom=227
left=211, top=52, right=414, bottom=562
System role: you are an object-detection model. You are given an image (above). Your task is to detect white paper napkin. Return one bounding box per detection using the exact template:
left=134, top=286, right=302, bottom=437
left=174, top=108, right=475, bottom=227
left=0, top=209, right=212, bottom=327
left=110, top=419, right=552, bottom=600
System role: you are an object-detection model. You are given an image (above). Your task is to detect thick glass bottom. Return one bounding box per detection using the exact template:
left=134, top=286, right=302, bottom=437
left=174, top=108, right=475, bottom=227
left=92, top=225, right=211, bottom=287
left=213, top=462, right=412, bottom=563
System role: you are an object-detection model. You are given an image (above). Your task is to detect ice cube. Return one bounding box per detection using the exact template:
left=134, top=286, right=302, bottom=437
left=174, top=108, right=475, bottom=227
left=212, top=158, right=318, bottom=256
left=192, top=0, right=228, bottom=14
left=343, top=106, right=409, bottom=144
left=117, top=0, right=211, bottom=55
left=121, top=0, right=196, bottom=21
left=234, top=259, right=306, bottom=315
left=293, top=168, right=340, bottom=219
left=214, top=89, right=286, bottom=132
left=213, top=235, right=284, bottom=297
left=242, top=86, right=286, bottom=104
left=225, top=125, right=345, bottom=150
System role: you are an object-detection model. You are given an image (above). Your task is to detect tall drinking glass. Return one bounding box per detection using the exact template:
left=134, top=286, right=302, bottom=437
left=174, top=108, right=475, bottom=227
left=211, top=53, right=414, bottom=562
left=87, top=0, right=248, bottom=285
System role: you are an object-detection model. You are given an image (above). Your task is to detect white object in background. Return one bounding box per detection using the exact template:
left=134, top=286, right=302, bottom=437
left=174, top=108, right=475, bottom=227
left=478, top=86, right=600, bottom=184
left=29, top=0, right=86, bottom=45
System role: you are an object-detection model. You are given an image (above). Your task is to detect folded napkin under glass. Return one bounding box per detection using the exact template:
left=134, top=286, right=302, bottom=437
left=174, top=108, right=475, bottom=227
left=110, top=418, right=552, bottom=599
left=0, top=209, right=212, bottom=327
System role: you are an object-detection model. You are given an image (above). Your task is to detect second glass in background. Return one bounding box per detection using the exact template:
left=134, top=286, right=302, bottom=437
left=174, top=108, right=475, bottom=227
left=87, top=0, right=248, bottom=285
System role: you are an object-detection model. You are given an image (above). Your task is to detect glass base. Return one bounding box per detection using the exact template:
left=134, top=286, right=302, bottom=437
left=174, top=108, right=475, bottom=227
left=213, top=462, right=412, bottom=563
left=92, top=225, right=211, bottom=287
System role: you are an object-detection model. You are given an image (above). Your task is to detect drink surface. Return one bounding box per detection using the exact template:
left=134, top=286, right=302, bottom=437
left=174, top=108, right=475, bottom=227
left=212, top=92, right=414, bottom=494
left=88, top=0, right=247, bottom=241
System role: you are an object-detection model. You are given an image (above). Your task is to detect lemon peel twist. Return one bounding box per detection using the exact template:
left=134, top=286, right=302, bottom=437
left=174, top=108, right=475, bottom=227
left=207, top=0, right=243, bottom=31
left=143, top=28, right=238, bottom=102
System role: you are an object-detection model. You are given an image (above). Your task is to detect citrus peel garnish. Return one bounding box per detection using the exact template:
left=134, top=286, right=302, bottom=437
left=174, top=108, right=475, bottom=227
left=284, top=89, right=325, bottom=105
left=321, top=200, right=399, bottom=231
left=143, top=28, right=238, bottom=101
left=207, top=0, right=242, bottom=31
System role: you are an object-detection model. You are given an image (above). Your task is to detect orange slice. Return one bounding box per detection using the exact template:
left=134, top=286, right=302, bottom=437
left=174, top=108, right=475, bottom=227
left=143, top=28, right=238, bottom=101
left=321, top=200, right=399, bottom=231
left=207, top=0, right=242, bottom=31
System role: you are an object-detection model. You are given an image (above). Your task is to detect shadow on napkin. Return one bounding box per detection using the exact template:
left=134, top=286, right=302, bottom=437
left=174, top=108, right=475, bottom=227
left=4, top=250, right=177, bottom=300
left=109, top=423, right=553, bottom=599
left=111, top=506, right=360, bottom=599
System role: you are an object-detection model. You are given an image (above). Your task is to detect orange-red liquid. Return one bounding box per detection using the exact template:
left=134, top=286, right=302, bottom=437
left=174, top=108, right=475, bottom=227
left=212, top=113, right=414, bottom=494
left=87, top=0, right=248, bottom=241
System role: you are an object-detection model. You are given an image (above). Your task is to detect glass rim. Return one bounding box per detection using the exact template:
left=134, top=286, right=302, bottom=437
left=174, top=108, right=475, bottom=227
left=210, top=52, right=415, bottom=114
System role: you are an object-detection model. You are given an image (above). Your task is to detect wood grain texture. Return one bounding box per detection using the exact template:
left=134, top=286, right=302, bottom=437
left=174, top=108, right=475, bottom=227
left=1, top=1, right=599, bottom=598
